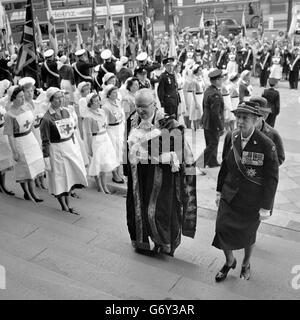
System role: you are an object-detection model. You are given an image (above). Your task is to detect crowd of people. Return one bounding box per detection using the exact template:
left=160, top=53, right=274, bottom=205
left=0, top=27, right=291, bottom=282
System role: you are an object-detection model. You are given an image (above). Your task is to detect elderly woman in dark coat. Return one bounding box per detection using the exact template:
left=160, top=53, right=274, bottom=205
left=213, top=101, right=279, bottom=282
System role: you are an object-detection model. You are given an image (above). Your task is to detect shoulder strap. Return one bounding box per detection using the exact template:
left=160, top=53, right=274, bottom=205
left=73, top=62, right=93, bottom=81
left=231, top=132, right=263, bottom=186
left=44, top=61, right=59, bottom=78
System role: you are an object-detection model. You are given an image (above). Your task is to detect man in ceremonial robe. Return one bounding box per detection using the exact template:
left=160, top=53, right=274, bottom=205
left=125, top=89, right=197, bottom=256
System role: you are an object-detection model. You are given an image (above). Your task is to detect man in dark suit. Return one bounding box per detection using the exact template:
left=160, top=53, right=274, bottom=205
left=250, top=96, right=285, bottom=166
left=157, top=57, right=179, bottom=119
left=262, top=78, right=280, bottom=127
left=213, top=101, right=279, bottom=282
left=258, top=44, right=272, bottom=87
left=41, top=49, right=60, bottom=89
left=288, top=47, right=300, bottom=89
left=72, top=49, right=95, bottom=86
left=202, top=69, right=225, bottom=168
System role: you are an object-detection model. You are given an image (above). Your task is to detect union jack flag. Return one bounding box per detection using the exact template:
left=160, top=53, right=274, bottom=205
left=15, top=0, right=39, bottom=84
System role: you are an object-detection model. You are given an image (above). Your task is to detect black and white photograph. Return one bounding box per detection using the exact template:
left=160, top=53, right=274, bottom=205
left=0, top=0, right=300, bottom=308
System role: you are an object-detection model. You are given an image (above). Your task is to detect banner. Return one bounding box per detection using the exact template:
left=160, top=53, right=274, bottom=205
left=105, top=0, right=115, bottom=47
left=213, top=9, right=218, bottom=39
left=15, top=0, right=39, bottom=85
left=120, top=15, right=126, bottom=57
left=199, top=11, right=204, bottom=39
left=91, top=0, right=98, bottom=49
left=76, top=24, right=83, bottom=51
left=47, top=0, right=58, bottom=54
left=35, top=17, right=43, bottom=50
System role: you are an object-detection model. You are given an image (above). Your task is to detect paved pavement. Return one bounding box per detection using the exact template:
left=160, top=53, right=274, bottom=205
left=0, top=78, right=300, bottom=300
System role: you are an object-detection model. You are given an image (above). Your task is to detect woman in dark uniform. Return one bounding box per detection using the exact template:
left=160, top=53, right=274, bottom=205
left=213, top=101, right=279, bottom=282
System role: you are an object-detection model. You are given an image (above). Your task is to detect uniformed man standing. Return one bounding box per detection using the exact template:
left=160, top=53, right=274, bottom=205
left=96, top=49, right=117, bottom=88
left=41, top=49, right=60, bottom=89
left=258, top=43, right=272, bottom=87
left=250, top=96, right=285, bottom=166
left=157, top=57, right=179, bottom=118
left=240, top=42, right=253, bottom=73
left=72, top=49, right=95, bottom=86
left=202, top=69, right=225, bottom=168
left=135, top=52, right=161, bottom=86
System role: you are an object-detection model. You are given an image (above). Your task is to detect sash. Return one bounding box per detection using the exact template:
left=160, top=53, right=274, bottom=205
left=100, top=64, right=109, bottom=74
left=231, top=132, right=263, bottom=186
left=290, top=55, right=300, bottom=71
left=73, top=62, right=93, bottom=81
left=244, top=49, right=251, bottom=67
left=260, top=52, right=269, bottom=70
left=44, top=61, right=59, bottom=78
left=94, top=76, right=101, bottom=89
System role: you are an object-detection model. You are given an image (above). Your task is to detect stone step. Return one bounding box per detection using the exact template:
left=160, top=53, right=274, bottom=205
left=0, top=248, right=118, bottom=300
left=0, top=199, right=97, bottom=245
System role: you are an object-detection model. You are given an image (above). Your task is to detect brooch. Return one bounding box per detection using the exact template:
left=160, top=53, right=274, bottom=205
left=246, top=168, right=257, bottom=178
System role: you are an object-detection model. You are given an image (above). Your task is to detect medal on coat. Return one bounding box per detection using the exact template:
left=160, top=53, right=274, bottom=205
left=246, top=168, right=257, bottom=178
left=241, top=151, right=264, bottom=166
left=168, top=77, right=171, bottom=84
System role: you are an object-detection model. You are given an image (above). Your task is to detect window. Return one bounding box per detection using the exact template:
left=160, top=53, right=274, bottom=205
left=4, top=3, right=12, bottom=11
left=14, top=1, right=26, bottom=10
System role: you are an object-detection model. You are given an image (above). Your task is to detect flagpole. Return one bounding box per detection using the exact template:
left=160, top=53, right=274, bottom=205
left=29, top=0, right=40, bottom=87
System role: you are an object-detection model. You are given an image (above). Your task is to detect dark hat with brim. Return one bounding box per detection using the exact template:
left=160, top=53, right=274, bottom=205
left=268, top=77, right=277, bottom=86
left=162, top=57, right=175, bottom=65
left=208, top=68, right=223, bottom=80
left=232, top=101, right=262, bottom=117
left=249, top=96, right=271, bottom=114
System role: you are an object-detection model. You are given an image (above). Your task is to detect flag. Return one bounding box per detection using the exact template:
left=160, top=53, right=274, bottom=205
left=213, top=9, right=218, bottom=39
left=63, top=19, right=69, bottom=46
left=0, top=2, right=6, bottom=48
left=199, top=11, right=204, bottom=38
left=34, top=17, right=43, bottom=50
left=120, top=15, right=126, bottom=57
left=105, top=0, right=115, bottom=46
left=168, top=24, right=177, bottom=58
left=288, top=6, right=298, bottom=38
left=241, top=10, right=246, bottom=38
left=76, top=24, right=83, bottom=51
left=91, top=0, right=98, bottom=49
left=47, top=0, right=58, bottom=54
left=15, top=0, right=39, bottom=84
left=5, top=13, right=14, bottom=52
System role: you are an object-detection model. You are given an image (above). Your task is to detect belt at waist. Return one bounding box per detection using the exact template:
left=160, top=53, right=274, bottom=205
left=231, top=95, right=239, bottom=98
left=195, top=92, right=203, bottom=95
left=92, top=131, right=106, bottom=136
left=178, top=88, right=183, bottom=91
left=51, top=135, right=73, bottom=144
left=14, top=130, right=31, bottom=138
left=109, top=122, right=121, bottom=126
left=187, top=91, right=194, bottom=93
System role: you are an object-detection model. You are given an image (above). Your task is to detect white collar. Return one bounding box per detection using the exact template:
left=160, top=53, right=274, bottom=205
left=241, top=128, right=255, bottom=142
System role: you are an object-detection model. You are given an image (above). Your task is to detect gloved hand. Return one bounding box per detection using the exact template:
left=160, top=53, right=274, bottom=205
left=259, top=208, right=271, bottom=221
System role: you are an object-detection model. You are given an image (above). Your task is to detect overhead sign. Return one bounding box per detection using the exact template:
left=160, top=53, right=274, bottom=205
left=10, top=5, right=126, bottom=22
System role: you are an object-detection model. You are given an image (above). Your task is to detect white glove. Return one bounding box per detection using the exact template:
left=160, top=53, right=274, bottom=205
left=44, top=157, right=52, bottom=171
left=259, top=208, right=271, bottom=221
left=215, top=192, right=221, bottom=208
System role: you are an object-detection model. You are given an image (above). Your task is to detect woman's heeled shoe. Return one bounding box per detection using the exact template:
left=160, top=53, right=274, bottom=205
left=215, top=258, right=237, bottom=282
left=34, top=198, right=44, bottom=203
left=112, top=177, right=124, bottom=184
left=240, top=264, right=251, bottom=280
